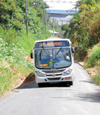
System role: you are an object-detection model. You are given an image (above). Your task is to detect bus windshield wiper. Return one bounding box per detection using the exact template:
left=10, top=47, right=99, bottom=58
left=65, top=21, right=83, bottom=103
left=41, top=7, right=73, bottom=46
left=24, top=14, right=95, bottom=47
left=55, top=47, right=62, bottom=57
left=39, top=49, right=50, bottom=61
left=43, top=46, right=50, bottom=58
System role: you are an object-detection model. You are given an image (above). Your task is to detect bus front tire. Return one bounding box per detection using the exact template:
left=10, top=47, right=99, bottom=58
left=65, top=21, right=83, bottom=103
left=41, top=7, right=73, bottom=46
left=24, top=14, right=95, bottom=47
left=69, top=81, right=73, bottom=85
left=38, top=83, right=43, bottom=87
left=66, top=81, right=73, bottom=87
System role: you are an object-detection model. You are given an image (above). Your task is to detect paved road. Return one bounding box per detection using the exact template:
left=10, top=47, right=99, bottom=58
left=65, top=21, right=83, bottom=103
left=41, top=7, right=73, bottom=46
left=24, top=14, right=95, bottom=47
left=0, top=63, right=100, bottom=115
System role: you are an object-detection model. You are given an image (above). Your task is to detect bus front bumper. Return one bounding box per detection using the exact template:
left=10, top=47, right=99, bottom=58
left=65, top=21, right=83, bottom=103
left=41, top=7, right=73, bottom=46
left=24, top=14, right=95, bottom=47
left=35, top=73, right=74, bottom=83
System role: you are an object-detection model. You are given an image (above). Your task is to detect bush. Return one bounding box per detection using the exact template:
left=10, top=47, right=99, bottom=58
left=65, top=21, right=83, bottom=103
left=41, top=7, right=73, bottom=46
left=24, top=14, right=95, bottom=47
left=87, top=43, right=100, bottom=66
left=92, top=75, right=100, bottom=85
left=61, top=24, right=69, bottom=30
left=0, top=30, right=34, bottom=69
left=0, top=63, right=12, bottom=94
left=66, top=0, right=100, bottom=59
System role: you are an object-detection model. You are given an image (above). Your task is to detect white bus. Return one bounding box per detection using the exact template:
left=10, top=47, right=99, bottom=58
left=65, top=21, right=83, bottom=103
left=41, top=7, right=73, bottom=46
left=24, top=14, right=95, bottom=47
left=31, top=37, right=75, bottom=87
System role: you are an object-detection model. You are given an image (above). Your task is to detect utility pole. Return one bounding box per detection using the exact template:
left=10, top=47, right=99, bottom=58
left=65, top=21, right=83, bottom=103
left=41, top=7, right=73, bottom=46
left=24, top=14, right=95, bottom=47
left=53, top=17, right=54, bottom=36
left=44, top=12, right=46, bottom=31
left=25, top=0, right=28, bottom=34
left=43, top=6, right=46, bottom=31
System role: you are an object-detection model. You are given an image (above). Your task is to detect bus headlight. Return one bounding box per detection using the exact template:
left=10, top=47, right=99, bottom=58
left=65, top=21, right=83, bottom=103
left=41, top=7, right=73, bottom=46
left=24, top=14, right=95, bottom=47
left=36, top=71, right=45, bottom=77
left=63, top=69, right=72, bottom=76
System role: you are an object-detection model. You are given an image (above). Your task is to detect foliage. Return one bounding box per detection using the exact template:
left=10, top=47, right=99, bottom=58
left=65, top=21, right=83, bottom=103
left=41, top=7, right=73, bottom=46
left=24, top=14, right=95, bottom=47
left=92, top=75, right=100, bottom=85
left=84, top=43, right=100, bottom=67
left=0, top=0, right=24, bottom=30
left=48, top=20, right=60, bottom=32
left=61, top=24, right=69, bottom=30
left=0, top=30, right=33, bottom=68
left=83, top=43, right=100, bottom=85
left=0, top=0, right=49, bottom=33
left=77, top=0, right=100, bottom=5
left=92, top=64, right=100, bottom=85
left=27, top=7, right=41, bottom=33
left=0, top=27, right=51, bottom=95
left=29, top=0, right=49, bottom=19
left=0, top=61, right=34, bottom=95
left=0, top=0, right=51, bottom=95
left=65, top=0, right=100, bottom=60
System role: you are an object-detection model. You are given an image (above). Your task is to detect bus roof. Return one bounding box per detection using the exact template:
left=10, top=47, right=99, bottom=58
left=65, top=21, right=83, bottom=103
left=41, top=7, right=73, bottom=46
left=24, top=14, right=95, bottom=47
left=35, top=37, right=72, bottom=44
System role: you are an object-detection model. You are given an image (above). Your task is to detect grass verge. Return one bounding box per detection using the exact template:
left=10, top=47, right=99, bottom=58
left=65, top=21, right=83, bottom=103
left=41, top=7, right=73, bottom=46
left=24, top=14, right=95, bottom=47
left=0, top=61, right=34, bottom=95
left=83, top=43, right=100, bottom=85
left=0, top=27, right=51, bottom=95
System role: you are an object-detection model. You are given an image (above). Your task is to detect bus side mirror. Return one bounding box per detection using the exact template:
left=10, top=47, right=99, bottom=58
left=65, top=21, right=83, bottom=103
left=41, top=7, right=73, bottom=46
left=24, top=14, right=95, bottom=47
left=30, top=53, right=33, bottom=59
left=72, top=47, right=75, bottom=53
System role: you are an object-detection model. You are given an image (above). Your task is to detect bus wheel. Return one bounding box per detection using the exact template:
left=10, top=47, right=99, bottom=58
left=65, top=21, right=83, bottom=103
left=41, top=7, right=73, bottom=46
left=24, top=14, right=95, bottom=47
left=66, top=82, right=70, bottom=87
left=38, top=83, right=43, bottom=87
left=69, top=81, right=73, bottom=85
left=64, top=82, right=70, bottom=87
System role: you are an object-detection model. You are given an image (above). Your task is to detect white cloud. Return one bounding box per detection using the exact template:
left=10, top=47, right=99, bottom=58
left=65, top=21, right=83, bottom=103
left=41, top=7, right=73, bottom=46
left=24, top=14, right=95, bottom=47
left=43, top=0, right=79, bottom=10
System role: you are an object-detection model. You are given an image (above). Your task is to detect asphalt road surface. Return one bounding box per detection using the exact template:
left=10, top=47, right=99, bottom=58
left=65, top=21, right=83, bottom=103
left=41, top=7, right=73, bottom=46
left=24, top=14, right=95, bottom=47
left=0, top=63, right=100, bottom=115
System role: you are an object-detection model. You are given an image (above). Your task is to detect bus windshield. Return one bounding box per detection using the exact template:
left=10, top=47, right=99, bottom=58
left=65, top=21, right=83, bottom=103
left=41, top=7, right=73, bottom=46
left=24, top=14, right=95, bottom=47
left=35, top=48, right=71, bottom=69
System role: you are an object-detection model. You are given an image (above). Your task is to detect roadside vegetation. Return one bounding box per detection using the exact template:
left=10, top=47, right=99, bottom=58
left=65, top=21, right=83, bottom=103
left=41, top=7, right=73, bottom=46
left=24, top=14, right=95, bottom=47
left=1, top=0, right=100, bottom=95
left=63, top=0, right=100, bottom=85
left=83, top=43, right=100, bottom=85
left=0, top=0, right=51, bottom=95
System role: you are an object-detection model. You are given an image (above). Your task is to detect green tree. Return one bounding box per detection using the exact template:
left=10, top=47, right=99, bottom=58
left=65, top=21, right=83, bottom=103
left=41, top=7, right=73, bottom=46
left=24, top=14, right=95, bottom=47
left=66, top=0, right=100, bottom=59
left=0, top=0, right=24, bottom=30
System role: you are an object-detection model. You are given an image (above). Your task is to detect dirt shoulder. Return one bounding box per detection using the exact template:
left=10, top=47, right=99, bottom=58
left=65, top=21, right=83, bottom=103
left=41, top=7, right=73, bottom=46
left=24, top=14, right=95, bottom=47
left=0, top=56, right=35, bottom=98
left=78, top=61, right=98, bottom=78
left=15, top=56, right=35, bottom=88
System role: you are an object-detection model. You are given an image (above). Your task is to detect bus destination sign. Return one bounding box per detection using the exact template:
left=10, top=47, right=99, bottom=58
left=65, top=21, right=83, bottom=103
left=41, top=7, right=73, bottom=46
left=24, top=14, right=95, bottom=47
left=35, top=41, right=70, bottom=48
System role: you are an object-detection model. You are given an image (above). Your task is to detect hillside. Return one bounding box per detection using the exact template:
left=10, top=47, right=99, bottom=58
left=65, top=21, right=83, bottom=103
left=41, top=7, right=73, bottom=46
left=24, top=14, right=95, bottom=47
left=0, top=0, right=51, bottom=95
left=64, top=0, right=100, bottom=85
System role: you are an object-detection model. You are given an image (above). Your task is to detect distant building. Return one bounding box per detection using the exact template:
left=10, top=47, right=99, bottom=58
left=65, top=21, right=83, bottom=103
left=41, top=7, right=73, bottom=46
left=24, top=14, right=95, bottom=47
left=46, top=9, right=78, bottom=26
left=44, top=0, right=79, bottom=26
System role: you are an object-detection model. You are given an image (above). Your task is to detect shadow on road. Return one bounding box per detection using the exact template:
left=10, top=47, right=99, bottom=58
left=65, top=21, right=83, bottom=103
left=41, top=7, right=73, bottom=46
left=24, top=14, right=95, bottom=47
left=50, top=92, right=100, bottom=103
left=80, top=80, right=95, bottom=84
left=75, top=92, right=100, bottom=103
left=17, top=81, right=100, bottom=103
left=17, top=81, right=71, bottom=89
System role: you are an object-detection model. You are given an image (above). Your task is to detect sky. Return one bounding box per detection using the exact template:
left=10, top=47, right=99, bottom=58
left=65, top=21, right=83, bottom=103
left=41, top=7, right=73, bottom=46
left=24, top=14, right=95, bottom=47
left=43, top=0, right=79, bottom=25
left=43, top=0, right=79, bottom=10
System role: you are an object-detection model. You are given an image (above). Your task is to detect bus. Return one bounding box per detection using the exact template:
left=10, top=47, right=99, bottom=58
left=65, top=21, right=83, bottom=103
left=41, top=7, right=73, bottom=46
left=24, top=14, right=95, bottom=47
left=31, top=37, right=75, bottom=87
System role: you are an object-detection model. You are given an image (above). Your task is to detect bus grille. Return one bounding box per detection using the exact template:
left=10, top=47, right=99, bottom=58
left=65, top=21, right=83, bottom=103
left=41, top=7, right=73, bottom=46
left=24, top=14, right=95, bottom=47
left=46, top=74, right=62, bottom=77
left=47, top=78, right=61, bottom=81
left=43, top=69, right=65, bottom=73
